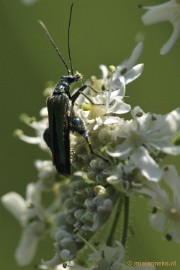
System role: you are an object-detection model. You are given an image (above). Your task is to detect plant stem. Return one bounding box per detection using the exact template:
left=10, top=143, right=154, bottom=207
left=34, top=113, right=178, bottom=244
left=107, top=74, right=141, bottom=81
left=121, top=195, right=129, bottom=247
left=106, top=196, right=123, bottom=246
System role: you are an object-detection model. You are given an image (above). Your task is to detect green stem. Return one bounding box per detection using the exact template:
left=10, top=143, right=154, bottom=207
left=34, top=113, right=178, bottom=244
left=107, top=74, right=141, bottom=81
left=121, top=195, right=129, bottom=247
left=106, top=196, right=123, bottom=246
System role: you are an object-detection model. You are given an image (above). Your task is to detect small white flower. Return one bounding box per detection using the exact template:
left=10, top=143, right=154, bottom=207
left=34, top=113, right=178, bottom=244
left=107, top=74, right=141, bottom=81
left=107, top=107, right=180, bottom=181
left=141, top=0, right=180, bottom=54
left=92, top=42, right=144, bottom=91
left=34, top=159, right=55, bottom=181
left=140, top=165, right=180, bottom=243
left=106, top=162, right=143, bottom=195
left=99, top=43, right=144, bottom=84
left=114, top=42, right=144, bottom=84
left=1, top=183, right=45, bottom=265
left=88, top=242, right=156, bottom=270
left=90, top=243, right=124, bottom=270
left=75, top=74, right=131, bottom=131
left=15, top=110, right=48, bottom=150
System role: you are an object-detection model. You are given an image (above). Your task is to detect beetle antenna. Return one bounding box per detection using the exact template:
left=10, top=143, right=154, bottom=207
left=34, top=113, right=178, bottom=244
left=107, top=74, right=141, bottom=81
left=68, top=3, right=74, bottom=75
left=38, top=20, right=71, bottom=75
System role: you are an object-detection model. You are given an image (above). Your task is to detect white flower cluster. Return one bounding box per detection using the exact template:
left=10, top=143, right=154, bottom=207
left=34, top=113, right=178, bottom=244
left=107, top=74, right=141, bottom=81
left=2, top=42, right=180, bottom=269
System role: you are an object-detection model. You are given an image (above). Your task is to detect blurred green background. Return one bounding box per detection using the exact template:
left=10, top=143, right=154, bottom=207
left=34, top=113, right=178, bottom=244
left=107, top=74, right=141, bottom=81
left=1, top=0, right=180, bottom=269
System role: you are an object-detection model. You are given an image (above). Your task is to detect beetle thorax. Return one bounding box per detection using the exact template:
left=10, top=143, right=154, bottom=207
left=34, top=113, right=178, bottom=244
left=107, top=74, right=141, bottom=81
left=53, top=74, right=81, bottom=96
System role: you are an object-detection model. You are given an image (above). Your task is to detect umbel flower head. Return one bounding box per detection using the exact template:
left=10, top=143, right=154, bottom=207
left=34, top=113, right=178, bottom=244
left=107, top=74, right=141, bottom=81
left=2, top=41, right=180, bottom=269
left=141, top=0, right=180, bottom=54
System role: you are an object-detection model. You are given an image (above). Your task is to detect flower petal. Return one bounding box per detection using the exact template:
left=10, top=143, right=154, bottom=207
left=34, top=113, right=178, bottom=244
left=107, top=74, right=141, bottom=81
left=149, top=212, right=167, bottom=232
left=161, top=22, right=180, bottom=54
left=142, top=1, right=178, bottom=25
left=117, top=42, right=144, bottom=72
left=15, top=226, right=40, bottom=265
left=131, top=147, right=162, bottom=181
left=163, top=165, right=180, bottom=203
left=1, top=192, right=26, bottom=224
left=124, top=64, right=144, bottom=84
